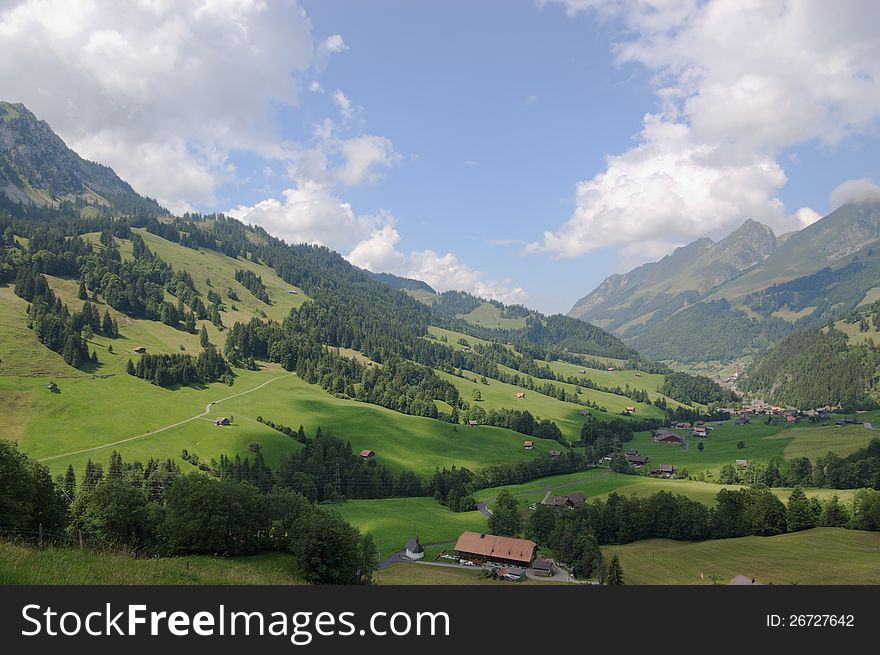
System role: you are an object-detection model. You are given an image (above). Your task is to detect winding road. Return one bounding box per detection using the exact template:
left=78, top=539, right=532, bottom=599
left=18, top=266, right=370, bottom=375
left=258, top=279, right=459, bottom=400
left=38, top=373, right=294, bottom=462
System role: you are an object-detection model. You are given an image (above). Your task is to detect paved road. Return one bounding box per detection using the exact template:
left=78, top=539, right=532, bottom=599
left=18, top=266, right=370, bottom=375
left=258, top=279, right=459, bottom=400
left=39, top=373, right=295, bottom=462
left=476, top=468, right=612, bottom=517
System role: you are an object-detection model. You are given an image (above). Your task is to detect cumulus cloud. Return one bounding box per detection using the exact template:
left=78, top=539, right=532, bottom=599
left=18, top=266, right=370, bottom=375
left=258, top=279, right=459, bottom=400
left=293, top=134, right=401, bottom=187
left=0, top=0, right=317, bottom=212
left=227, top=181, right=384, bottom=252
left=347, top=226, right=529, bottom=305
left=830, top=179, right=880, bottom=210
left=535, top=0, right=880, bottom=261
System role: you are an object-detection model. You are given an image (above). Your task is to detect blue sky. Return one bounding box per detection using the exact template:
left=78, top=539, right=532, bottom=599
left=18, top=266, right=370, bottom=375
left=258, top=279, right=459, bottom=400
left=2, top=0, right=879, bottom=313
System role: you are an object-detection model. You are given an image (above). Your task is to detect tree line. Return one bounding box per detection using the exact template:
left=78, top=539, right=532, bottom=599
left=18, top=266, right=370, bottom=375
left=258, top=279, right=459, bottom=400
left=0, top=441, right=378, bottom=585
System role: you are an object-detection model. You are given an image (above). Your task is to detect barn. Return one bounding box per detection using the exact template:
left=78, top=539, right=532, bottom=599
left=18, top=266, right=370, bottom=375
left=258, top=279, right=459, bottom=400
left=360, top=449, right=376, bottom=459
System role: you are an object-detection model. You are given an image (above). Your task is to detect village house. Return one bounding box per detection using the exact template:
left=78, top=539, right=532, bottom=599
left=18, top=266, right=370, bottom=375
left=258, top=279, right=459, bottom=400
left=547, top=491, right=586, bottom=508
left=214, top=417, right=230, bottom=426
left=735, top=459, right=748, bottom=468
left=625, top=452, right=649, bottom=466
left=516, top=392, right=526, bottom=399
left=133, top=346, right=147, bottom=354
left=692, top=426, right=708, bottom=438
left=650, top=464, right=676, bottom=478
left=468, top=420, right=479, bottom=427
left=653, top=429, right=683, bottom=445
left=360, top=449, right=376, bottom=459
left=626, top=406, right=636, bottom=414
left=454, top=532, right=537, bottom=567
left=673, top=421, right=692, bottom=429
left=523, top=440, right=534, bottom=450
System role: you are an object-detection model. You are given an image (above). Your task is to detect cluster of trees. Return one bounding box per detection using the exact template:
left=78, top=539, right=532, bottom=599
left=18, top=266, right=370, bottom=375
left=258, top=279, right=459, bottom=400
left=659, top=371, right=738, bottom=405
left=126, top=345, right=231, bottom=387
left=740, top=328, right=879, bottom=410
left=275, top=430, right=425, bottom=502
left=724, top=440, right=880, bottom=490
left=14, top=267, right=93, bottom=366
left=461, top=406, right=566, bottom=443
left=0, top=441, right=378, bottom=585
left=429, top=452, right=596, bottom=513
left=527, top=486, right=879, bottom=563
left=234, top=268, right=270, bottom=303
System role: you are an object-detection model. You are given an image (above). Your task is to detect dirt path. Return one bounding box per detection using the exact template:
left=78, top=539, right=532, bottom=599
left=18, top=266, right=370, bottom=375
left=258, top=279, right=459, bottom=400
left=38, top=373, right=294, bottom=462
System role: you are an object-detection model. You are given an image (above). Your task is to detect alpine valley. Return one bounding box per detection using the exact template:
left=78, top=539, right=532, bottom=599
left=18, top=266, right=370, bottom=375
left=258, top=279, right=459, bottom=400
left=2, top=102, right=880, bottom=587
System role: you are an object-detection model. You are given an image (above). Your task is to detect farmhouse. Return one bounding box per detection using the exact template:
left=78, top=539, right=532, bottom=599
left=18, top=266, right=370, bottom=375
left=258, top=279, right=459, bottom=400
left=468, top=420, right=479, bottom=427
left=214, top=417, right=230, bottom=426
left=405, top=537, right=424, bottom=561
left=673, top=421, right=692, bottom=429
left=626, top=406, right=636, bottom=414
left=360, top=449, right=376, bottom=459
left=454, top=532, right=537, bottom=567
left=653, top=429, right=683, bottom=444
left=735, top=459, right=748, bottom=468
left=516, top=392, right=526, bottom=399
left=523, top=440, right=534, bottom=450
left=547, top=491, right=586, bottom=508
left=650, top=464, right=676, bottom=477
left=625, top=450, right=649, bottom=466
left=692, top=426, right=708, bottom=438
left=132, top=346, right=147, bottom=354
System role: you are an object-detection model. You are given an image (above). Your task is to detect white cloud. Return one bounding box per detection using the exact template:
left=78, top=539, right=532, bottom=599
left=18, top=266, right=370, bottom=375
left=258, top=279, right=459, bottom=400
left=309, top=80, right=324, bottom=93
left=347, top=226, right=529, bottom=305
left=830, top=179, right=880, bottom=210
left=293, top=134, right=400, bottom=187
left=790, top=207, right=822, bottom=228
left=0, top=0, right=315, bottom=212
left=535, top=0, right=880, bottom=262
left=228, top=181, right=384, bottom=252
left=333, top=89, right=355, bottom=120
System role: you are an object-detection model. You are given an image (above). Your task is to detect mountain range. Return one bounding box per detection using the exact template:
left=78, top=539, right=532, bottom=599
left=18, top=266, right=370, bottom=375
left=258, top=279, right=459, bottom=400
left=569, top=202, right=880, bottom=363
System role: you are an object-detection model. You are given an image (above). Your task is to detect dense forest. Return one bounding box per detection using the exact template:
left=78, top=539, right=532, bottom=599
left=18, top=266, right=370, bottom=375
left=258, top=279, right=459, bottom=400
left=659, top=371, right=738, bottom=406
left=740, top=328, right=879, bottom=409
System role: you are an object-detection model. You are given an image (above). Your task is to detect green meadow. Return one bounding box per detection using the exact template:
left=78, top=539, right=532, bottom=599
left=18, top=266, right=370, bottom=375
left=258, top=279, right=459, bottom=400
left=0, top=542, right=301, bottom=585
left=333, top=497, right=488, bottom=558
left=603, top=528, right=880, bottom=585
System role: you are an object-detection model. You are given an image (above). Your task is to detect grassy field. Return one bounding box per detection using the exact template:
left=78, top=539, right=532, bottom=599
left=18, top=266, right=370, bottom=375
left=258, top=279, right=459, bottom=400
left=456, top=302, right=528, bottom=330
left=425, top=325, right=494, bottom=352
left=625, top=420, right=878, bottom=480
left=333, top=497, right=488, bottom=558
left=438, top=368, right=608, bottom=442
left=603, top=528, right=880, bottom=585
left=0, top=542, right=301, bottom=585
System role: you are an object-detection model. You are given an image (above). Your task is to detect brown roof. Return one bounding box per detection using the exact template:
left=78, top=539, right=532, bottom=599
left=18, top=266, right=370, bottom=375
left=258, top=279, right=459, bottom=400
left=566, top=491, right=586, bottom=505
left=454, top=532, right=537, bottom=564
left=360, top=449, right=375, bottom=458
left=532, top=558, right=553, bottom=571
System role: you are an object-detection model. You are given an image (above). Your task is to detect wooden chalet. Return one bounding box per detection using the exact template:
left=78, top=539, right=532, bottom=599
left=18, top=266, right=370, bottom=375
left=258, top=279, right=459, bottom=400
left=650, top=464, right=676, bottom=477
left=523, top=440, right=534, bottom=450
left=214, top=417, right=230, bottom=426
left=653, top=429, right=683, bottom=444
left=360, top=449, right=376, bottom=459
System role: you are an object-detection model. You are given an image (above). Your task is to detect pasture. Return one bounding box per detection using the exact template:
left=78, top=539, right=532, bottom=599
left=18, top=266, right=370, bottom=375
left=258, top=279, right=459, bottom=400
left=333, top=497, right=488, bottom=559
left=603, top=528, right=880, bottom=585
left=0, top=542, right=300, bottom=585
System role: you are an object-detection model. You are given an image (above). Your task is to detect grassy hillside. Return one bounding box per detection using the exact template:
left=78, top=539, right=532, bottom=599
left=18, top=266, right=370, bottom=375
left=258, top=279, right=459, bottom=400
left=603, top=528, right=880, bottom=585
left=334, top=497, right=488, bottom=558
left=0, top=542, right=301, bottom=585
